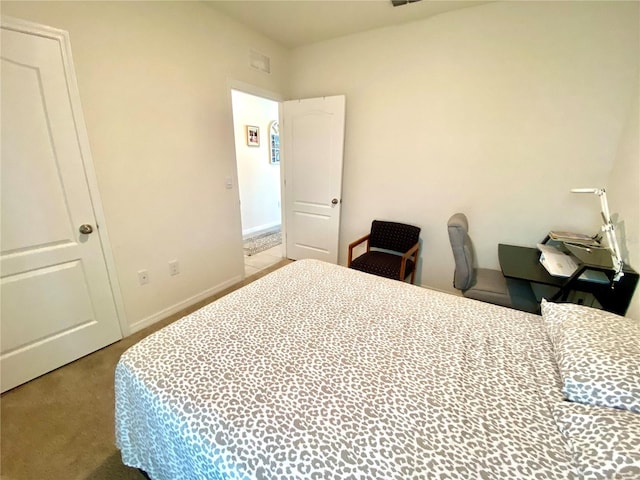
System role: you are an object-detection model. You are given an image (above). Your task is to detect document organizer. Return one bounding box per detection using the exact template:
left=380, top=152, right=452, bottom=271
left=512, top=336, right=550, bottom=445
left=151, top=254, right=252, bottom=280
left=538, top=243, right=609, bottom=283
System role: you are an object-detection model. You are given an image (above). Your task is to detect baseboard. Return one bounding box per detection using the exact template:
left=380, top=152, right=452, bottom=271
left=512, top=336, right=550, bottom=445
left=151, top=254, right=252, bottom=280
left=420, top=283, right=460, bottom=296
left=128, top=275, right=242, bottom=335
left=242, top=221, right=281, bottom=238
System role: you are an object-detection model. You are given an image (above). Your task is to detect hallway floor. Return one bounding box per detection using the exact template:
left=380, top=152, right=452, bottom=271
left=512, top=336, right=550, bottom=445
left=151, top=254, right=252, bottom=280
left=244, top=244, right=284, bottom=277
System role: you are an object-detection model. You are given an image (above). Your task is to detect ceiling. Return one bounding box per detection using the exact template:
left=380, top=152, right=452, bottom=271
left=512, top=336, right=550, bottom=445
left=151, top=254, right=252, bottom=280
left=205, top=1, right=489, bottom=49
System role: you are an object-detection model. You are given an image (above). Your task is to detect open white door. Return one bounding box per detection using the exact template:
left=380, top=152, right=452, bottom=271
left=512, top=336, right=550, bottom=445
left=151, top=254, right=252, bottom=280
left=1, top=20, right=123, bottom=392
left=283, top=95, right=345, bottom=263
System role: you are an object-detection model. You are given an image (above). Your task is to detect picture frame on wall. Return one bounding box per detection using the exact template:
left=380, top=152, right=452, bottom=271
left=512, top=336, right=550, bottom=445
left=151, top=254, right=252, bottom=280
left=246, top=125, right=260, bottom=147
left=269, top=121, right=280, bottom=164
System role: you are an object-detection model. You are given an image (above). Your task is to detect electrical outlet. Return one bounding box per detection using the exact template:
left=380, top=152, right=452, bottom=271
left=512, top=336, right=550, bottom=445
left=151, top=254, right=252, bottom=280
left=169, top=260, right=180, bottom=276
left=138, top=270, right=149, bottom=285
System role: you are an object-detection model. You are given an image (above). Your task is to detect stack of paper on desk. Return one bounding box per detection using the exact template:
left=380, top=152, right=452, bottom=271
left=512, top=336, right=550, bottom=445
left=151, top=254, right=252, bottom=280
left=548, top=231, right=600, bottom=247
left=538, top=244, right=578, bottom=277
left=537, top=244, right=610, bottom=284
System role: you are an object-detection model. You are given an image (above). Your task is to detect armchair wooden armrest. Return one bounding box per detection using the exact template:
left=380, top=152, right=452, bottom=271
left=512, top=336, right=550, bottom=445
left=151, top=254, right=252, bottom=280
left=348, top=234, right=371, bottom=267
left=399, top=242, right=420, bottom=283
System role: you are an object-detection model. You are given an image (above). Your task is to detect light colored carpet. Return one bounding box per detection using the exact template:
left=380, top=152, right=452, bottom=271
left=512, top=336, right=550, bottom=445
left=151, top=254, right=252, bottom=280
left=0, top=259, right=291, bottom=480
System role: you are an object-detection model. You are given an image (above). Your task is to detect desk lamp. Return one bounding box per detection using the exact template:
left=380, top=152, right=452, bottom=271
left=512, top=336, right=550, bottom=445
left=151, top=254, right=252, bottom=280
left=571, top=188, right=624, bottom=281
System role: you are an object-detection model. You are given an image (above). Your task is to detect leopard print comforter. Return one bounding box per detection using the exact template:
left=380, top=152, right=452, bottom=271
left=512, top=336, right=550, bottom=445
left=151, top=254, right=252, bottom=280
left=115, top=259, right=578, bottom=479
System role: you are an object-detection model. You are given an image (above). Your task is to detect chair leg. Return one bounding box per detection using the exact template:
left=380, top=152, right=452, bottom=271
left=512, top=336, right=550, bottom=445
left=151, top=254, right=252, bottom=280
left=410, top=247, right=420, bottom=284
left=399, top=260, right=406, bottom=282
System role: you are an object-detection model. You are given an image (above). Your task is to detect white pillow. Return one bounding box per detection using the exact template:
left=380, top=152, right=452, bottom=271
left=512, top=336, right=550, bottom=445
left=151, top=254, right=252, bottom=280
left=541, top=300, right=640, bottom=413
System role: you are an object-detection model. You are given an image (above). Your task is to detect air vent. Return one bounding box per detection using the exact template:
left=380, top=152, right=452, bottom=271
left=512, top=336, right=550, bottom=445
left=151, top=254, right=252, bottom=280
left=391, top=0, right=422, bottom=6
left=249, top=49, right=271, bottom=74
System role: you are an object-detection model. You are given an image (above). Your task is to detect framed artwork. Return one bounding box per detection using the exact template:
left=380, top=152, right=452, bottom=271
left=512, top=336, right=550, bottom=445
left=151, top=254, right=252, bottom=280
left=269, top=121, right=280, bottom=164
left=246, top=125, right=259, bottom=147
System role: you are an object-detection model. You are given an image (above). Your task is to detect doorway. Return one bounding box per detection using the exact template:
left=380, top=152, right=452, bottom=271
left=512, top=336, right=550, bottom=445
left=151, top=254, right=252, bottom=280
left=230, top=89, right=283, bottom=277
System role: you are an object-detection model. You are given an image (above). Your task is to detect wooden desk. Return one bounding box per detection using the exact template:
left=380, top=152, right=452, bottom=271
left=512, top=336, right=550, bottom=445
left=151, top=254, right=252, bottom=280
left=498, top=244, right=638, bottom=316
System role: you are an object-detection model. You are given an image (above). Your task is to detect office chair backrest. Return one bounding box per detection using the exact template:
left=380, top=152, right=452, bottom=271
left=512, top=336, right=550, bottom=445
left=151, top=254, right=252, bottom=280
left=447, top=213, right=475, bottom=290
left=370, top=220, right=421, bottom=254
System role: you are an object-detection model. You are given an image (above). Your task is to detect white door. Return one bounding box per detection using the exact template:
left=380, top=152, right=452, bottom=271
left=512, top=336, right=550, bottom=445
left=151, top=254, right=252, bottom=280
left=1, top=21, right=123, bottom=392
left=283, top=95, right=345, bottom=263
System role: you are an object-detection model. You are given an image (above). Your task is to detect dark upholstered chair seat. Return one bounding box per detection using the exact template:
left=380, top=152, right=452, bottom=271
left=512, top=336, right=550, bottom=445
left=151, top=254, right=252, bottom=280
left=348, top=220, right=421, bottom=284
left=350, top=251, right=416, bottom=280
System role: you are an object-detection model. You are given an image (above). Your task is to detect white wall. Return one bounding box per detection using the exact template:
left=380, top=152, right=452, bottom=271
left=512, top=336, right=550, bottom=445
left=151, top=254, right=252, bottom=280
left=4, top=1, right=638, bottom=324
left=231, top=90, right=281, bottom=236
left=608, top=76, right=640, bottom=320
left=289, top=1, right=640, bottom=311
left=2, top=1, right=290, bottom=331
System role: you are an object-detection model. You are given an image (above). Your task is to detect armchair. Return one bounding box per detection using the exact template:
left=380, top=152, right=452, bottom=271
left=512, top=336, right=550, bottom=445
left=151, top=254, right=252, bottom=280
left=348, top=220, right=421, bottom=284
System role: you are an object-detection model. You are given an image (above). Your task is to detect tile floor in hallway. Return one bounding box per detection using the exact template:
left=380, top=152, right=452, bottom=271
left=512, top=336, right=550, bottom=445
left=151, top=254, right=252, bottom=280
left=244, top=244, right=284, bottom=277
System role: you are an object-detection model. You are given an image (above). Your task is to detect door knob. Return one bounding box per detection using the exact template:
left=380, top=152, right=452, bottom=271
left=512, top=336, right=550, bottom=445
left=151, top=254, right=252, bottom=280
left=331, top=198, right=339, bottom=205
left=79, top=224, right=94, bottom=235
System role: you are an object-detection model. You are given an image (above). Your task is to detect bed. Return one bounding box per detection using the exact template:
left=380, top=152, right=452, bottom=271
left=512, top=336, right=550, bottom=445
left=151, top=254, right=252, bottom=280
left=115, top=259, right=640, bottom=479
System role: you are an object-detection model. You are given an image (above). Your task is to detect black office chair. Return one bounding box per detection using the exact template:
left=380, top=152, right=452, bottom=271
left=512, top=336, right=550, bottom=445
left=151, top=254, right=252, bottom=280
left=348, top=220, right=421, bottom=283
left=447, top=213, right=538, bottom=312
